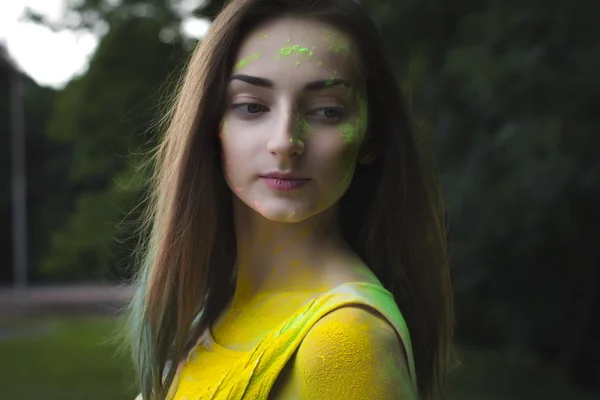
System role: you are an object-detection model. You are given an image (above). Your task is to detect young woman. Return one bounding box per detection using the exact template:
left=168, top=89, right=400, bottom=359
left=126, top=0, right=454, bottom=399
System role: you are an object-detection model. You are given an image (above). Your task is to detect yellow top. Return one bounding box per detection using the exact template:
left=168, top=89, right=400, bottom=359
left=166, top=281, right=417, bottom=399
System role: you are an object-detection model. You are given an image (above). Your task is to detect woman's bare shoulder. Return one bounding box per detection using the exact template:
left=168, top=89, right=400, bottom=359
left=272, top=305, right=416, bottom=399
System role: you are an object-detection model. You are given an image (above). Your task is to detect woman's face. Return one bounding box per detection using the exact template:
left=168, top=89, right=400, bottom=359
left=220, top=17, right=369, bottom=223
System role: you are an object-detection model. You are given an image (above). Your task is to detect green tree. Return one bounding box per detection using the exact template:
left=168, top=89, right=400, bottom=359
left=0, top=59, right=66, bottom=283
left=362, top=0, right=600, bottom=381
left=32, top=4, right=189, bottom=280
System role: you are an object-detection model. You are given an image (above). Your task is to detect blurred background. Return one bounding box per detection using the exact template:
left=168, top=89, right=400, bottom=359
left=0, top=0, right=598, bottom=399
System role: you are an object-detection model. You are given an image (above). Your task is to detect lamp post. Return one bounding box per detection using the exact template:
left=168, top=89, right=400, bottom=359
left=0, top=43, right=28, bottom=293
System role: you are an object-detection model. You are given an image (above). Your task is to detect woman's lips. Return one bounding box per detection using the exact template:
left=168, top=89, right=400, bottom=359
left=260, top=177, right=311, bottom=191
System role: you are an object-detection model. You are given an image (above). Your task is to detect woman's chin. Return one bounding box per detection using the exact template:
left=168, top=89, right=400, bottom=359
left=255, top=206, right=310, bottom=223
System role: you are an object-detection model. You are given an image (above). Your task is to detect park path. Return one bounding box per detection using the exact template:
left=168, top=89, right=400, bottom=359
left=0, top=284, right=134, bottom=319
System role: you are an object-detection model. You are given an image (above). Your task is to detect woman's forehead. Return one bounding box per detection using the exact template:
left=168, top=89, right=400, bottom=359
left=232, top=18, right=360, bottom=83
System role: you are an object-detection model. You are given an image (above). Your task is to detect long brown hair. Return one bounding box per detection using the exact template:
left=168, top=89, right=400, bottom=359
left=124, top=1, right=454, bottom=399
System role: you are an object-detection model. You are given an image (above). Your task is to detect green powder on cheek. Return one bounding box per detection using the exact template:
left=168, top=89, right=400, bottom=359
left=220, top=118, right=229, bottom=137
left=356, top=90, right=369, bottom=133
left=338, top=122, right=357, bottom=143
left=337, top=89, right=368, bottom=143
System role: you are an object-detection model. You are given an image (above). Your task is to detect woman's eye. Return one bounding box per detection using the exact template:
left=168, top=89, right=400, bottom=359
left=312, top=106, right=345, bottom=120
left=232, top=103, right=268, bottom=115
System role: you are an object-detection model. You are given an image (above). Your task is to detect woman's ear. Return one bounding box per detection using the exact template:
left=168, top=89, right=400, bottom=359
left=358, top=139, right=378, bottom=165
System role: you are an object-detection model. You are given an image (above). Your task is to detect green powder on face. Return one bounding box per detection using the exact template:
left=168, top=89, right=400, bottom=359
left=322, top=31, right=351, bottom=56
left=278, top=44, right=314, bottom=58
left=328, top=39, right=350, bottom=55
left=263, top=34, right=268, bottom=39
left=296, top=61, right=301, bottom=66
left=338, top=122, right=357, bottom=143
left=356, top=90, right=369, bottom=133
left=234, top=52, right=262, bottom=70
left=220, top=118, right=228, bottom=137
left=292, top=112, right=312, bottom=139
left=337, top=90, right=368, bottom=144
left=324, top=71, right=339, bottom=87
left=297, top=47, right=315, bottom=57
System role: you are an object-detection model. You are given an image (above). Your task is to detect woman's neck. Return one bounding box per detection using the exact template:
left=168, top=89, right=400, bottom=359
left=231, top=198, right=353, bottom=305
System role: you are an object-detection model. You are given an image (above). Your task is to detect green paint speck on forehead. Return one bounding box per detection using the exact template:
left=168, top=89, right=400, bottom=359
left=234, top=52, right=261, bottom=71
left=298, top=46, right=315, bottom=56
left=296, top=61, right=301, bottom=66
left=263, top=34, right=268, bottom=39
left=322, top=30, right=351, bottom=56
left=279, top=44, right=314, bottom=57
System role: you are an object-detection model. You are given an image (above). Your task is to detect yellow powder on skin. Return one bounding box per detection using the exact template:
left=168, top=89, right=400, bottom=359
left=211, top=291, right=324, bottom=351
left=220, top=119, right=228, bottom=137
left=294, top=309, right=405, bottom=399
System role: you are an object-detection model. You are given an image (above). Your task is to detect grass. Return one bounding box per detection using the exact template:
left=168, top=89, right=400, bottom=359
left=0, top=316, right=598, bottom=400
left=0, top=316, right=137, bottom=400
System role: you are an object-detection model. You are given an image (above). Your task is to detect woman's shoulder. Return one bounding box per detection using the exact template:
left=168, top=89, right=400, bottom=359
left=271, top=304, right=417, bottom=399
left=299, top=304, right=404, bottom=359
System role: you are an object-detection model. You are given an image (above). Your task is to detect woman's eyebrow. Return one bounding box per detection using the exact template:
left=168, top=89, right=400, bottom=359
left=230, top=74, right=352, bottom=91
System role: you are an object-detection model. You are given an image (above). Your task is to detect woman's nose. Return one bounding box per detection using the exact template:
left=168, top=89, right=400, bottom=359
left=266, top=110, right=306, bottom=159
